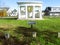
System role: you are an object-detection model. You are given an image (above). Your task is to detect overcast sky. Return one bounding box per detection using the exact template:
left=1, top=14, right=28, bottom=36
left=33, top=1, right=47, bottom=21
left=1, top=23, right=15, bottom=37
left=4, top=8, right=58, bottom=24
left=0, top=0, right=60, bottom=10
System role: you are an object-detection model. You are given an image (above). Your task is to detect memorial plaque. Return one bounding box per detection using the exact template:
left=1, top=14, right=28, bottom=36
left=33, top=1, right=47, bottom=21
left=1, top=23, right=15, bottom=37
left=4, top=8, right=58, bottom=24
left=28, top=21, right=36, bottom=25
left=28, top=21, right=36, bottom=28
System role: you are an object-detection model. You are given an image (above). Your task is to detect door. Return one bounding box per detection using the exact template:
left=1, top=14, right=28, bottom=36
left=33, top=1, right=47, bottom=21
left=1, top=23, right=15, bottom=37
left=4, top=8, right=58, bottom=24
left=27, top=6, right=33, bottom=18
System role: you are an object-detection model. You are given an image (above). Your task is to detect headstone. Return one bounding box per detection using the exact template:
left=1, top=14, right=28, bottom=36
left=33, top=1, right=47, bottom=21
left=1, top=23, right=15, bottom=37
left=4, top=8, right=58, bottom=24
left=58, top=32, right=60, bottom=38
left=5, top=33, right=10, bottom=39
left=32, top=32, right=37, bottom=38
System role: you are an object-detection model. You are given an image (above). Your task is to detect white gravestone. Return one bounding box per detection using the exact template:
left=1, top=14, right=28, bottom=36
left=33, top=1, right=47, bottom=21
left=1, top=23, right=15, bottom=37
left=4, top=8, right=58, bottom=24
left=5, top=33, right=10, bottom=39
left=58, top=32, right=60, bottom=38
left=32, top=32, right=37, bottom=38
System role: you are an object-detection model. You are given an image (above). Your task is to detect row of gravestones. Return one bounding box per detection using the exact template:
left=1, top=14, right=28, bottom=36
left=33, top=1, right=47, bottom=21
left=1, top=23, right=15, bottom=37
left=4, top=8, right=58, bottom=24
left=0, top=31, right=60, bottom=45
left=2, top=32, right=37, bottom=45
left=4, top=32, right=60, bottom=40
left=4, top=32, right=60, bottom=45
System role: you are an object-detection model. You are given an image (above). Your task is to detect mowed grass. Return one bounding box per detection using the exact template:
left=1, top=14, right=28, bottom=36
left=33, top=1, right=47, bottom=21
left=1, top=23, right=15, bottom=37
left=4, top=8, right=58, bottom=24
left=0, top=17, right=60, bottom=45
left=0, top=17, right=60, bottom=32
left=36, top=19, right=60, bottom=32
left=0, top=20, right=28, bottom=29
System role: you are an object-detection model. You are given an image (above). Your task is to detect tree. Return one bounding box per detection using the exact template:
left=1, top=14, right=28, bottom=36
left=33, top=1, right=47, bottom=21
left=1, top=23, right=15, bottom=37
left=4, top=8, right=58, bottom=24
left=44, top=7, right=51, bottom=16
left=13, top=9, right=17, bottom=12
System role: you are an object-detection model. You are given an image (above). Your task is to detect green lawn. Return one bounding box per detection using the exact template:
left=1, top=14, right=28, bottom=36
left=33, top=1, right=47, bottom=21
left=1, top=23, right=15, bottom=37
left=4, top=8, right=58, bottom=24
left=0, top=17, right=60, bottom=45
left=0, top=17, right=60, bottom=32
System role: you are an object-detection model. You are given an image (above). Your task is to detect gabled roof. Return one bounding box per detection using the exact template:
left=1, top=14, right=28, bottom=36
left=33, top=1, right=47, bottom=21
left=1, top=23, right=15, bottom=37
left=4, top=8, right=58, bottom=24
left=0, top=7, right=9, bottom=11
left=17, top=1, right=42, bottom=5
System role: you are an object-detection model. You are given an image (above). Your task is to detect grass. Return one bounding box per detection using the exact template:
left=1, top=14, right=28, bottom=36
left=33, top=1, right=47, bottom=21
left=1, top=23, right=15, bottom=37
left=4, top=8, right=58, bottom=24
left=36, top=19, right=60, bottom=32
left=0, top=17, right=60, bottom=32
left=0, top=20, right=28, bottom=29
left=0, top=16, right=60, bottom=45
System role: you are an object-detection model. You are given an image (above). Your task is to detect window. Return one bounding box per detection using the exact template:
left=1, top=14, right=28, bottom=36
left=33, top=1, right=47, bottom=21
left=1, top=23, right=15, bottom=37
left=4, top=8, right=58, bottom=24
left=35, top=6, right=40, bottom=18
left=53, top=8, right=56, bottom=11
left=27, top=6, right=33, bottom=12
left=27, top=6, right=33, bottom=18
left=20, top=6, right=26, bottom=15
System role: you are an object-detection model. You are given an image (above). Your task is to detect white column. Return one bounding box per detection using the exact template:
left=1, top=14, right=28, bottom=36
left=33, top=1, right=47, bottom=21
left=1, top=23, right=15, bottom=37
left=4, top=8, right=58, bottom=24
left=33, top=6, right=35, bottom=19
left=18, top=5, right=21, bottom=19
left=26, top=5, right=28, bottom=19
left=40, top=6, right=42, bottom=19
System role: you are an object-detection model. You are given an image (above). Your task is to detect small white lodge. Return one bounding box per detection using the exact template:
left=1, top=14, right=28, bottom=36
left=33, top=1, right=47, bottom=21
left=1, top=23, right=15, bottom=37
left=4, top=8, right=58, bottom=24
left=17, top=1, right=42, bottom=20
left=50, top=7, right=60, bottom=16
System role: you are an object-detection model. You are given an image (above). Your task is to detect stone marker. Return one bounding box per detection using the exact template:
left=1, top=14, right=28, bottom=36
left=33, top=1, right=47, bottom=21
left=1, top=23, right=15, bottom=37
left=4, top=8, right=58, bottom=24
left=32, top=32, right=37, bottom=38
left=58, top=32, right=60, bottom=38
left=5, top=33, right=10, bottom=39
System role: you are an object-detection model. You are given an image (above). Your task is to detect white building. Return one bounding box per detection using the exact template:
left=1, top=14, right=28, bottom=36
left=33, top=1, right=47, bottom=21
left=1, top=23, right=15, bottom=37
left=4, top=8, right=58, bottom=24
left=17, top=1, right=42, bottom=20
left=0, top=7, right=9, bottom=17
left=50, top=7, right=60, bottom=16
left=7, top=9, right=18, bottom=16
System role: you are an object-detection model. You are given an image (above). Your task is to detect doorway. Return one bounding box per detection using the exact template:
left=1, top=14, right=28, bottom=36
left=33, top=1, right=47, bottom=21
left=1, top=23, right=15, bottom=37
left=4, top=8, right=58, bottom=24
left=27, top=6, right=33, bottom=18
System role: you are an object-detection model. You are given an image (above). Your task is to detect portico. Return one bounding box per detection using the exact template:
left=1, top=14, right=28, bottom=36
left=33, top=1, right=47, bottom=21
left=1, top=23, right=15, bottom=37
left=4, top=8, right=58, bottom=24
left=17, top=2, right=42, bottom=20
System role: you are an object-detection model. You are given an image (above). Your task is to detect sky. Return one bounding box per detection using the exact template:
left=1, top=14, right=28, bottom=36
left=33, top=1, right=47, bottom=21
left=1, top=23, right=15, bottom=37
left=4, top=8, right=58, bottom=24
left=0, top=0, right=60, bottom=10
